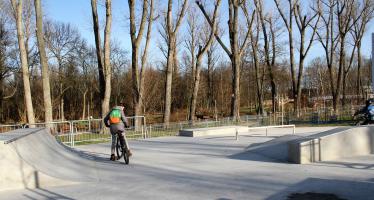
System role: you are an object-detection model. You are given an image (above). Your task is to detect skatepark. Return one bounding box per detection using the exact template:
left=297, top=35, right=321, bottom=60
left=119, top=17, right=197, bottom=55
left=1, top=125, right=374, bottom=200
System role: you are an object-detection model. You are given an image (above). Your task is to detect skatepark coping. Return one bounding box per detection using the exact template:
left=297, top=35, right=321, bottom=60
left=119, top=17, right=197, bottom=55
left=0, top=128, right=44, bottom=144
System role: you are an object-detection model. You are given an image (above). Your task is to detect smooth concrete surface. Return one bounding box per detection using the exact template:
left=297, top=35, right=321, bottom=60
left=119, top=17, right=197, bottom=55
left=1, top=127, right=374, bottom=200
left=179, top=126, right=250, bottom=137
left=289, top=126, right=374, bottom=164
left=0, top=129, right=74, bottom=191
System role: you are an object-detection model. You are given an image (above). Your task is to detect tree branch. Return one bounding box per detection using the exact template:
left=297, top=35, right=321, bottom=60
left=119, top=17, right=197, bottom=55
left=196, top=0, right=232, bottom=56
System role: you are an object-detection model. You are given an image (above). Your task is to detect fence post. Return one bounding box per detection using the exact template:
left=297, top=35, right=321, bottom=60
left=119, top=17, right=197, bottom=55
left=235, top=128, right=239, bottom=141
left=149, top=125, right=152, bottom=138
left=266, top=127, right=268, bottom=136
left=69, top=121, right=74, bottom=147
left=142, top=125, right=144, bottom=139
left=88, top=117, right=91, bottom=133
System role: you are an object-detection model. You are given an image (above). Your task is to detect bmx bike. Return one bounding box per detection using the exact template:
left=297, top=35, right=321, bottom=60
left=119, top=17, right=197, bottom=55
left=115, top=135, right=129, bottom=164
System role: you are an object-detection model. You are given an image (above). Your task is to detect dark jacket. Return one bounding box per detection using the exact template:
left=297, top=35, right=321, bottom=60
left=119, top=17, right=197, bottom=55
left=103, top=106, right=129, bottom=134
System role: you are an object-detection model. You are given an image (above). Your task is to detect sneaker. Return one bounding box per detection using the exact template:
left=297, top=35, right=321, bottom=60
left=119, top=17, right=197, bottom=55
left=126, top=149, right=132, bottom=157
left=110, top=154, right=116, bottom=161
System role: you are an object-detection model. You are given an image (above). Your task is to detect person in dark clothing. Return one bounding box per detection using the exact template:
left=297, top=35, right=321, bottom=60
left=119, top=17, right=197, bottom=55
left=354, top=99, right=374, bottom=125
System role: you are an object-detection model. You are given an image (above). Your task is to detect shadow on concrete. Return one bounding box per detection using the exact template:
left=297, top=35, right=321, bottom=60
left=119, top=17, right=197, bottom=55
left=315, top=160, right=374, bottom=170
left=24, top=188, right=75, bottom=200
left=265, top=178, right=374, bottom=200
left=228, top=135, right=303, bottom=163
left=58, top=141, right=124, bottom=165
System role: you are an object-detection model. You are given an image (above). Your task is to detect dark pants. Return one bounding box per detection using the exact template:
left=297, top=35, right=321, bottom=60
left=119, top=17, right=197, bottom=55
left=111, top=130, right=129, bottom=155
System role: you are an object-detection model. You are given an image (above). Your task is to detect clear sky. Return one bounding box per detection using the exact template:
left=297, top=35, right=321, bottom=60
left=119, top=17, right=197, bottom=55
left=44, top=0, right=374, bottom=66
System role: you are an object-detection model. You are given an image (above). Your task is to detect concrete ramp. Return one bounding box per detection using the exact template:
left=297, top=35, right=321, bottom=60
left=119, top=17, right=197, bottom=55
left=179, top=126, right=248, bottom=137
left=289, top=127, right=374, bottom=164
left=0, top=128, right=100, bottom=191
left=230, top=135, right=303, bottom=162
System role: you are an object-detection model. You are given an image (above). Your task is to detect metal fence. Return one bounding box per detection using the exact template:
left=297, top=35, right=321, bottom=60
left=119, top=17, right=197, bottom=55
left=0, top=115, right=276, bottom=146
left=0, top=124, right=24, bottom=133
left=67, top=116, right=147, bottom=146
left=146, top=115, right=273, bottom=138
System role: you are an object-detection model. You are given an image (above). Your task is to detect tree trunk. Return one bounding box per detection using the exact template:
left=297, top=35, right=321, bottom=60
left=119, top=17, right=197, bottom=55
left=207, top=49, right=214, bottom=108
left=188, top=0, right=220, bottom=124
left=232, top=53, right=241, bottom=120
left=163, top=38, right=175, bottom=125
left=258, top=5, right=277, bottom=113
left=189, top=58, right=203, bottom=123
left=91, top=0, right=105, bottom=116
left=335, top=37, right=346, bottom=113
left=11, top=0, right=35, bottom=125
left=35, top=0, right=53, bottom=124
left=102, top=0, right=112, bottom=117
left=82, top=89, right=87, bottom=119
left=163, top=0, right=188, bottom=126
left=129, top=0, right=152, bottom=128
left=289, top=28, right=297, bottom=115
left=296, top=60, right=304, bottom=113
left=357, top=42, right=362, bottom=103
left=229, top=3, right=241, bottom=121
left=60, top=84, right=65, bottom=120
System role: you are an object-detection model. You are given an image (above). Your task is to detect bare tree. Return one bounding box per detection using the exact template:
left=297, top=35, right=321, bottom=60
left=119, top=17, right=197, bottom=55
left=90, top=0, right=112, bottom=117
left=128, top=0, right=155, bottom=121
left=351, top=0, right=374, bottom=102
left=163, top=0, right=188, bottom=125
left=10, top=0, right=35, bottom=125
left=90, top=0, right=105, bottom=116
left=273, top=0, right=299, bottom=113
left=316, top=0, right=339, bottom=110
left=249, top=9, right=263, bottom=115
left=45, top=21, right=80, bottom=120
left=206, top=40, right=219, bottom=110
left=102, top=0, right=112, bottom=116
left=293, top=0, right=321, bottom=113
left=197, top=0, right=255, bottom=121
left=336, top=0, right=359, bottom=108
left=255, top=0, right=278, bottom=113
left=185, top=6, right=199, bottom=91
left=34, top=0, right=53, bottom=123
left=188, top=0, right=221, bottom=123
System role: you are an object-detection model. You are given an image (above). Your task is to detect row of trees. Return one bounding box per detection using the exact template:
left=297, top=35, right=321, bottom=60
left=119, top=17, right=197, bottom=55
left=0, top=0, right=373, bottom=124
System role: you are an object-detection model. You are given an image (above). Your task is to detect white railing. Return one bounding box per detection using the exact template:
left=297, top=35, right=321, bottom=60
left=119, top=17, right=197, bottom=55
left=27, top=121, right=74, bottom=145
left=69, top=116, right=146, bottom=146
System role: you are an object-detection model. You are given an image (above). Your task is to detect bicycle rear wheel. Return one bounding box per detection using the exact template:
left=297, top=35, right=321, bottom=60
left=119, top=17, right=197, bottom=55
left=116, top=136, right=129, bottom=164
left=124, top=149, right=129, bottom=164
left=115, top=137, right=123, bottom=159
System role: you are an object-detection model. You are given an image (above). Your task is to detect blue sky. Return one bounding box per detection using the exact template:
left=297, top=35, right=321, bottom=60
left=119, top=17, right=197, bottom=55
left=44, top=0, right=374, bottom=66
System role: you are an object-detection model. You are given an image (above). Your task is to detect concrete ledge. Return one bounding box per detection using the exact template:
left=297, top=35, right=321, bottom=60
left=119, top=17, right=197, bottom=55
left=288, top=126, right=374, bottom=164
left=179, top=126, right=248, bottom=137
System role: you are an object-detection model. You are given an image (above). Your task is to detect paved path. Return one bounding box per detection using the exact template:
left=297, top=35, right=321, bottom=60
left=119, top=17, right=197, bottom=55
left=1, top=127, right=374, bottom=200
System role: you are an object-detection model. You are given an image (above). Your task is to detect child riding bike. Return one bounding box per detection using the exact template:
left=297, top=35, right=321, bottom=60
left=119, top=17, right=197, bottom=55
left=103, top=102, right=132, bottom=161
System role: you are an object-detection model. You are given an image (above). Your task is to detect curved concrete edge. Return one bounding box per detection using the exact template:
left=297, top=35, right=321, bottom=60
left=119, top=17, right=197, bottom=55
left=0, top=142, right=75, bottom=192
left=179, top=126, right=248, bottom=137
left=288, top=126, right=374, bottom=164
